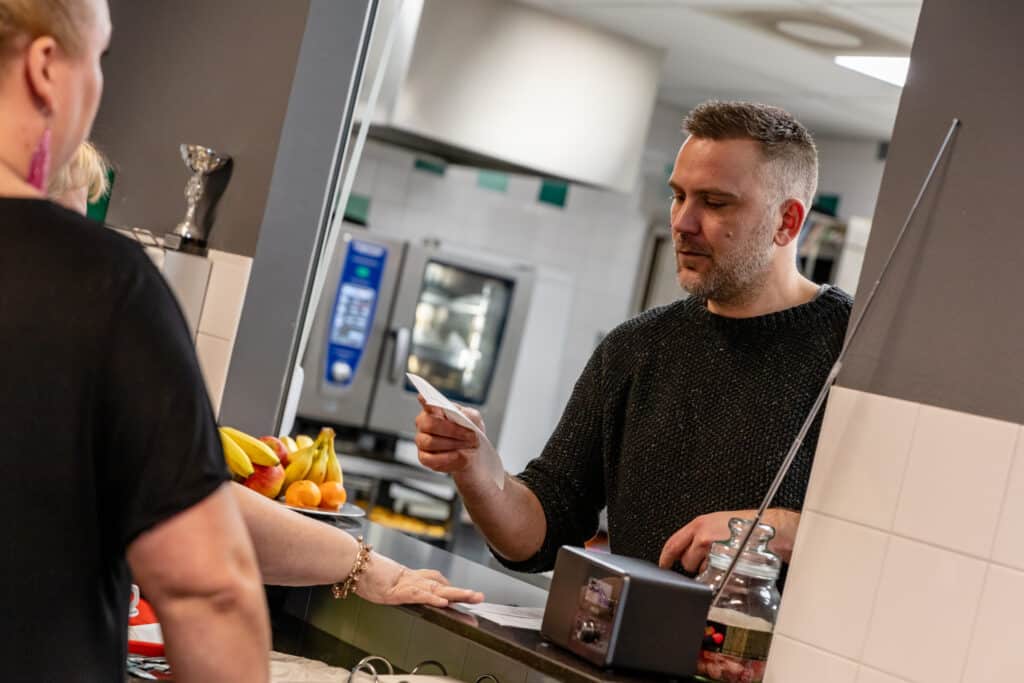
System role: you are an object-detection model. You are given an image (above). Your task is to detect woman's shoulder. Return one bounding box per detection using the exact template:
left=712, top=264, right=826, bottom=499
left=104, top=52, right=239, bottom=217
left=14, top=198, right=149, bottom=267
left=5, top=198, right=159, bottom=305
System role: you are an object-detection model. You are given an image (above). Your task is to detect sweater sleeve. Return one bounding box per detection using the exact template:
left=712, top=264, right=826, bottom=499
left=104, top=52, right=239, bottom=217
left=496, top=343, right=608, bottom=573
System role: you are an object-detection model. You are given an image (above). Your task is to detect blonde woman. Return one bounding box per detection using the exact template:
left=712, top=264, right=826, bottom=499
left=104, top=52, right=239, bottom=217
left=0, top=2, right=270, bottom=681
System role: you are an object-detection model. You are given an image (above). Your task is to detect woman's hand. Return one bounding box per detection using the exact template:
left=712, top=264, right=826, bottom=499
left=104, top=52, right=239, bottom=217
left=356, top=553, right=484, bottom=608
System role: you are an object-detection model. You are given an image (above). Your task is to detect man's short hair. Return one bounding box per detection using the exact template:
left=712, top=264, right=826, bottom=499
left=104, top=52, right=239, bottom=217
left=682, top=101, right=818, bottom=208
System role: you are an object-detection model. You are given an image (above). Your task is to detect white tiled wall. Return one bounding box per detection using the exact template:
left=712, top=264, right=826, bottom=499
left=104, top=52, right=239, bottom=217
left=193, top=249, right=253, bottom=416
left=770, top=386, right=1024, bottom=683
left=355, top=140, right=647, bottom=411
left=765, top=635, right=858, bottom=683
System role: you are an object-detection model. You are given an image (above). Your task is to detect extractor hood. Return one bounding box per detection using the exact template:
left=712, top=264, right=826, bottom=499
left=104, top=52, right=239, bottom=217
left=358, top=0, right=664, bottom=193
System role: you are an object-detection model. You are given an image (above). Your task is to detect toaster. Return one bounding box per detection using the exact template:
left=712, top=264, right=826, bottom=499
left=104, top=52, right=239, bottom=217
left=540, top=546, right=713, bottom=677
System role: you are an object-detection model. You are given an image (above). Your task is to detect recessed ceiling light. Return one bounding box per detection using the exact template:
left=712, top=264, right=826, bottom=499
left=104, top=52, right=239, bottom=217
left=776, top=20, right=863, bottom=48
left=835, top=56, right=910, bottom=87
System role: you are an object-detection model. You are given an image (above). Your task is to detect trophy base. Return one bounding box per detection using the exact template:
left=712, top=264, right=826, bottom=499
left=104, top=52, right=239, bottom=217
left=163, top=232, right=208, bottom=256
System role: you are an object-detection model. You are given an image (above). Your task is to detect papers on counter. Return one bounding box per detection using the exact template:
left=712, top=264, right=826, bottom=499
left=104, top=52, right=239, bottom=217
left=406, top=373, right=506, bottom=490
left=455, top=602, right=546, bottom=631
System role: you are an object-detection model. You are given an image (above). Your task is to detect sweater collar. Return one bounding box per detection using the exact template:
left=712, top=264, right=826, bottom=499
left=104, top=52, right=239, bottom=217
left=683, top=285, right=849, bottom=333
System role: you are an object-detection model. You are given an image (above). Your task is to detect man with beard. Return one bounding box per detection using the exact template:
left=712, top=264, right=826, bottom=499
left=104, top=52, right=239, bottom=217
left=414, top=101, right=852, bottom=575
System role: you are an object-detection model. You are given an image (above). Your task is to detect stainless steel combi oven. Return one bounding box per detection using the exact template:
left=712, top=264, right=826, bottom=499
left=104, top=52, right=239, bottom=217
left=298, top=225, right=534, bottom=443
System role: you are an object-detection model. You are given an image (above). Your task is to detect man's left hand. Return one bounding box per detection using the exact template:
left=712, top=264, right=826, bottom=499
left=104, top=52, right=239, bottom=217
left=657, top=509, right=801, bottom=573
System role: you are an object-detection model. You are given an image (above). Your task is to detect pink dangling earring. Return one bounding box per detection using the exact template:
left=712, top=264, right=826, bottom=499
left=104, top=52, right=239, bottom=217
left=27, top=127, right=52, bottom=191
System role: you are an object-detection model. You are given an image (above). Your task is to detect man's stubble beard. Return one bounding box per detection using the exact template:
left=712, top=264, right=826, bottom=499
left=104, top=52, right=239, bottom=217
left=679, top=212, right=777, bottom=306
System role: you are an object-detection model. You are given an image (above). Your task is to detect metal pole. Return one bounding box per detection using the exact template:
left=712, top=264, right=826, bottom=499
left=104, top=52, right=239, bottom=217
left=712, top=118, right=961, bottom=604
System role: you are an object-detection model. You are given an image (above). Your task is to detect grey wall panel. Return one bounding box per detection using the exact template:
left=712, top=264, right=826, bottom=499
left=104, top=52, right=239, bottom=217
left=838, top=0, right=1024, bottom=423
left=92, top=0, right=310, bottom=256
left=218, top=0, right=376, bottom=434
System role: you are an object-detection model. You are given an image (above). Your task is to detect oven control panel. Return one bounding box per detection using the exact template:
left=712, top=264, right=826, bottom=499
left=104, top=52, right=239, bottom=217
left=324, top=239, right=388, bottom=388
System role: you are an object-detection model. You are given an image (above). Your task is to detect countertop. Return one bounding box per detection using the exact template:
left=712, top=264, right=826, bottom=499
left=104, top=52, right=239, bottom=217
left=285, top=516, right=698, bottom=683
left=129, top=515, right=698, bottom=682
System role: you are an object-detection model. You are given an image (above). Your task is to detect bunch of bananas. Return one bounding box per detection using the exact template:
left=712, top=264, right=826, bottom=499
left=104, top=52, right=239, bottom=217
left=282, top=427, right=343, bottom=489
left=219, top=426, right=280, bottom=479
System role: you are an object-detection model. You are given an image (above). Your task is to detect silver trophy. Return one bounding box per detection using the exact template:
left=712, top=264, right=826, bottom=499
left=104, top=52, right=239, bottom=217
left=171, top=144, right=230, bottom=245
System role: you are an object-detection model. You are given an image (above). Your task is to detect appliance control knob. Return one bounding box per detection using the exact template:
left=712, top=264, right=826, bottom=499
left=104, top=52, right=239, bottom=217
left=331, top=361, right=353, bottom=383
left=577, top=619, right=600, bottom=644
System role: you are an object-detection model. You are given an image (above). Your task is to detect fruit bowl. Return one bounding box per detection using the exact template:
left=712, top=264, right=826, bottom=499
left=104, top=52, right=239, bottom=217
left=278, top=500, right=366, bottom=519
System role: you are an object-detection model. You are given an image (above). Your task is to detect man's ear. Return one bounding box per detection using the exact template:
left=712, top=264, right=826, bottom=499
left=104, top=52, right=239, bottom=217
left=24, top=36, right=59, bottom=115
left=775, top=198, right=807, bottom=247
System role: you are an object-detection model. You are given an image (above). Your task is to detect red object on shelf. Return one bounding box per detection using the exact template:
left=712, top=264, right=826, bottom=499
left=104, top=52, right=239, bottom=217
left=127, top=595, right=164, bottom=657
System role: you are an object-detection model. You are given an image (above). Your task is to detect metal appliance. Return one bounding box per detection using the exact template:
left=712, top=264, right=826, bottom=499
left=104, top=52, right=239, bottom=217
left=541, top=547, right=713, bottom=678
left=298, top=225, right=534, bottom=443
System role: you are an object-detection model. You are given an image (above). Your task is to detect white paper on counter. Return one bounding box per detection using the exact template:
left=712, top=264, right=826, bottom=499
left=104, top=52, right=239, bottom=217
left=407, top=373, right=505, bottom=490
left=455, top=602, right=545, bottom=630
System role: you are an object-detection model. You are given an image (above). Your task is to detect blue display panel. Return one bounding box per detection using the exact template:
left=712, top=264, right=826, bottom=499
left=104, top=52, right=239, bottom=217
left=324, top=239, right=387, bottom=387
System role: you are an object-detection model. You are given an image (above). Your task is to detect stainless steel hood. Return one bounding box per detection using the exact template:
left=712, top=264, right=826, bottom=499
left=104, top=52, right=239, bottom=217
left=358, top=0, right=664, bottom=193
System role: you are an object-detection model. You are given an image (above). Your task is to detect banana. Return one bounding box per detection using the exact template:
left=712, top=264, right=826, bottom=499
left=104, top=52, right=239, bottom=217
left=280, top=435, right=299, bottom=453
left=220, top=430, right=254, bottom=478
left=323, top=428, right=343, bottom=484
left=220, top=426, right=280, bottom=466
left=295, top=434, right=314, bottom=450
left=282, top=444, right=315, bottom=490
left=306, top=437, right=328, bottom=485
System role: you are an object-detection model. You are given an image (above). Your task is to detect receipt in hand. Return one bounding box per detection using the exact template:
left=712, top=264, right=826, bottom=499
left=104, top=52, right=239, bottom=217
left=407, top=373, right=506, bottom=490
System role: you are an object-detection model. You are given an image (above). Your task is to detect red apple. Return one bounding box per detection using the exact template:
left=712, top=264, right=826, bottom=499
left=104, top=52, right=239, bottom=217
left=243, top=463, right=285, bottom=499
left=260, top=436, right=290, bottom=469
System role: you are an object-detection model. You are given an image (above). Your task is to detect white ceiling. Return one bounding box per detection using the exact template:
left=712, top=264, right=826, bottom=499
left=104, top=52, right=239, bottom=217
left=518, top=0, right=922, bottom=140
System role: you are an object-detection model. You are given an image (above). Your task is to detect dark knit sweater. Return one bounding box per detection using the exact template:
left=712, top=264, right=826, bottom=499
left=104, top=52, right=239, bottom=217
left=505, top=286, right=852, bottom=573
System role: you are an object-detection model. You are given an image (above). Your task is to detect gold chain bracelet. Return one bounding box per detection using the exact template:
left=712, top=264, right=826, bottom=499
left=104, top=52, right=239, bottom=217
left=331, top=536, right=373, bottom=600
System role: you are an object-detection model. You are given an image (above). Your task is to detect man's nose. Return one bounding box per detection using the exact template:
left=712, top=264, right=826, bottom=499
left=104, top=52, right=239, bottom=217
left=671, top=202, right=700, bottom=236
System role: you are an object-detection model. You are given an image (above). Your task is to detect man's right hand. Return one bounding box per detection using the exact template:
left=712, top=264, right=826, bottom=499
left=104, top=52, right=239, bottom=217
left=413, top=396, right=548, bottom=562
left=414, top=396, right=485, bottom=477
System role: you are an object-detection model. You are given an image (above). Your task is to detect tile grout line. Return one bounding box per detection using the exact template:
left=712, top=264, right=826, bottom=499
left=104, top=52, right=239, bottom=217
left=812, top=507, right=1024, bottom=572
left=986, top=425, right=1023, bottom=562
left=887, top=400, right=923, bottom=534
left=955, top=562, right=992, bottom=683
left=772, top=630, right=859, bottom=670
left=856, top=529, right=893, bottom=665
left=196, top=330, right=235, bottom=344
left=802, top=385, right=851, bottom=518
left=782, top=627, right=916, bottom=683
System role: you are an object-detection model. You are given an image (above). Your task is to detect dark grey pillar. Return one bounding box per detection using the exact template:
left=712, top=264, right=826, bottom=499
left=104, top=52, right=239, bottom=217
left=218, top=0, right=377, bottom=434
left=839, top=0, right=1024, bottom=424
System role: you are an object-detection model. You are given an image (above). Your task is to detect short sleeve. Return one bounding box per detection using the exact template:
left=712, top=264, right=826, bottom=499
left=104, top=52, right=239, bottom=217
left=96, top=251, right=229, bottom=548
left=497, top=344, right=608, bottom=573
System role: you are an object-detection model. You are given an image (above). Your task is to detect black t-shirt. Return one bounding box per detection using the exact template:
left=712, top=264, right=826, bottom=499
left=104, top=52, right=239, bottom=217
left=0, top=198, right=229, bottom=680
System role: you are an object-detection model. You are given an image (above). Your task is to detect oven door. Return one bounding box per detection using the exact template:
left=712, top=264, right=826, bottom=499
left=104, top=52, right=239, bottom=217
left=368, top=245, right=534, bottom=442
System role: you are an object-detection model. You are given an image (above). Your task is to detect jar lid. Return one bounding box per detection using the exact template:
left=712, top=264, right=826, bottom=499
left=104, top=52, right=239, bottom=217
left=707, top=517, right=782, bottom=580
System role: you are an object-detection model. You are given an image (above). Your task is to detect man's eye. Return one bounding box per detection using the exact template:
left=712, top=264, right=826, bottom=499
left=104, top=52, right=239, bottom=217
left=669, top=193, right=684, bottom=202
left=705, top=199, right=726, bottom=209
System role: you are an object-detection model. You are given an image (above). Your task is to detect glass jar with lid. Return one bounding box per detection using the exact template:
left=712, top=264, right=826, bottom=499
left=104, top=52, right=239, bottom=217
left=694, top=517, right=781, bottom=683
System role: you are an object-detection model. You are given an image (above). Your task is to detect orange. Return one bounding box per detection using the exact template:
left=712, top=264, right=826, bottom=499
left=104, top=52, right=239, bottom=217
left=319, top=481, right=347, bottom=510
left=285, top=480, right=321, bottom=508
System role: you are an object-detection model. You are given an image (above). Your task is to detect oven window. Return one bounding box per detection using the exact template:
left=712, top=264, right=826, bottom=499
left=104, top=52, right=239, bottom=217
left=405, top=261, right=513, bottom=405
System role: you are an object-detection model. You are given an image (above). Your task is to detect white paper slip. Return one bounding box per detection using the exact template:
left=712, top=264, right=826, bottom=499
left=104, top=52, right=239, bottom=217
left=407, top=373, right=506, bottom=490
left=455, top=602, right=546, bottom=631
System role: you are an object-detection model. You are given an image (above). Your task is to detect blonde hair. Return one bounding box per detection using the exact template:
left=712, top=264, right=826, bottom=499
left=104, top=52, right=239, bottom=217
left=0, top=0, right=94, bottom=60
left=48, top=140, right=110, bottom=202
